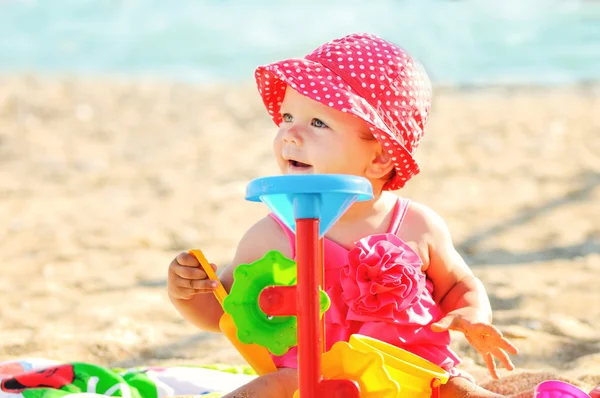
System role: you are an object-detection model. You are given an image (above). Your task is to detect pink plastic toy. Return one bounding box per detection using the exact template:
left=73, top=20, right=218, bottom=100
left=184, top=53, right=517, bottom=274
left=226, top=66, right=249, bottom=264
left=535, top=380, right=591, bottom=398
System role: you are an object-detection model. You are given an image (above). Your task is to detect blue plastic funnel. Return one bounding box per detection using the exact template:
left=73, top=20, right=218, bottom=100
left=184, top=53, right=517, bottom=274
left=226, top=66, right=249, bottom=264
left=245, top=174, right=373, bottom=237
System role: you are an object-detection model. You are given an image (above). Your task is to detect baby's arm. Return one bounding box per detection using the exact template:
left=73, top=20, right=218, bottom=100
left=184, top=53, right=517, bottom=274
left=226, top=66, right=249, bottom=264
left=169, top=215, right=290, bottom=332
left=412, top=203, right=492, bottom=324
left=407, top=203, right=518, bottom=379
left=219, top=217, right=298, bottom=397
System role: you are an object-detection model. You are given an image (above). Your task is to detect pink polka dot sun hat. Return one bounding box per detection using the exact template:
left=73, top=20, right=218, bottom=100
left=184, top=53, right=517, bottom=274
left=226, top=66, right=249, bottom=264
left=255, top=32, right=432, bottom=190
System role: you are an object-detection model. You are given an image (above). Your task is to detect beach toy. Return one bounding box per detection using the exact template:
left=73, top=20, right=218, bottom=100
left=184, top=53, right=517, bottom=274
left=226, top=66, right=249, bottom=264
left=215, top=174, right=451, bottom=397
left=293, top=335, right=448, bottom=398
left=535, top=380, right=591, bottom=398
left=188, top=249, right=277, bottom=376
left=223, top=250, right=331, bottom=356
left=318, top=340, right=400, bottom=398
left=246, top=174, right=373, bottom=238
left=245, top=174, right=373, bottom=397
left=348, top=335, right=448, bottom=398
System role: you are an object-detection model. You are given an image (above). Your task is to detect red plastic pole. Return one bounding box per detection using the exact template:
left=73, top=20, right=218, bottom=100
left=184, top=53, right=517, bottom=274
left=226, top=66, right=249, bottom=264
left=319, top=237, right=325, bottom=354
left=296, top=218, right=321, bottom=398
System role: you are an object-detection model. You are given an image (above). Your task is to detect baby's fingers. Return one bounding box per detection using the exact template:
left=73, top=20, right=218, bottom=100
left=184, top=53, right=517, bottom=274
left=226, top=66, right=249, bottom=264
left=175, top=251, right=201, bottom=267
left=491, top=346, right=516, bottom=372
left=497, top=336, right=519, bottom=355
left=174, top=276, right=217, bottom=291
left=483, top=352, right=499, bottom=380
left=173, top=263, right=208, bottom=280
left=478, top=324, right=519, bottom=355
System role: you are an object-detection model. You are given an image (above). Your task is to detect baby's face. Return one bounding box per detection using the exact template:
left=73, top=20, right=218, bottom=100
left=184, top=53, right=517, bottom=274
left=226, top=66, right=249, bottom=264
left=273, top=86, right=378, bottom=179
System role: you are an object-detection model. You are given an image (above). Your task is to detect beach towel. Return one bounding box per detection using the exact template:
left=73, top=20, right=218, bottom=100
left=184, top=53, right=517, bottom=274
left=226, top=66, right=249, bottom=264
left=0, top=358, right=255, bottom=397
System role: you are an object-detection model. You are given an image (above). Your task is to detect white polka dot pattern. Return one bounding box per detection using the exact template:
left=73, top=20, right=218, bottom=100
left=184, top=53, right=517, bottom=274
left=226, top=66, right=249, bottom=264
left=255, top=32, right=432, bottom=190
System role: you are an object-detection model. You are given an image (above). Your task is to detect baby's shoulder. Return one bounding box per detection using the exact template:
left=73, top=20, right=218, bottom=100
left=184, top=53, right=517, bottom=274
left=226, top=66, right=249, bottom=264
left=400, top=199, right=451, bottom=238
left=392, top=199, right=455, bottom=271
left=235, top=215, right=293, bottom=261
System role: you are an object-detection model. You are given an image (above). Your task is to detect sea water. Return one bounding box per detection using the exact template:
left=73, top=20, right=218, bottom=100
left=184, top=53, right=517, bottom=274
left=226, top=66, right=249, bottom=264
left=1, top=0, right=599, bottom=85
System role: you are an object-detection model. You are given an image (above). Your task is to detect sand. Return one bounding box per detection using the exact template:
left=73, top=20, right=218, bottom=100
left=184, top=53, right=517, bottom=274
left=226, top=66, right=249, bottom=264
left=0, top=74, right=598, bottom=395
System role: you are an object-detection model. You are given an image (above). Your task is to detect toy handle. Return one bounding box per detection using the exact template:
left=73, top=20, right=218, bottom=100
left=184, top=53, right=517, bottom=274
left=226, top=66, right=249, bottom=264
left=188, top=249, right=228, bottom=305
left=188, top=249, right=278, bottom=376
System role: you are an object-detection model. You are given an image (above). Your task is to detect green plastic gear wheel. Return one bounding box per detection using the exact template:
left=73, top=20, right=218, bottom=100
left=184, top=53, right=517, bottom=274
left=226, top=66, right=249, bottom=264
left=223, top=250, right=330, bottom=356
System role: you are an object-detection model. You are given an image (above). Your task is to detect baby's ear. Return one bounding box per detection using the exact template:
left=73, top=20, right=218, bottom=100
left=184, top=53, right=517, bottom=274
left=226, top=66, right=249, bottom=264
left=366, top=146, right=395, bottom=180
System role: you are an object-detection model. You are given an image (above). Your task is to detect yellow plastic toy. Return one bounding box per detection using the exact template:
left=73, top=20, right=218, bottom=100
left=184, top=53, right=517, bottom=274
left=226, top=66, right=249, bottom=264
left=320, top=340, right=400, bottom=398
left=188, top=250, right=277, bottom=376
left=292, top=335, right=449, bottom=398
left=348, top=335, right=449, bottom=398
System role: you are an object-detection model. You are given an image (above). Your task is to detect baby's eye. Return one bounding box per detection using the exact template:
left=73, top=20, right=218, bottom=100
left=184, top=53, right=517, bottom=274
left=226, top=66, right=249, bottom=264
left=311, top=118, right=329, bottom=128
left=282, top=113, right=293, bottom=123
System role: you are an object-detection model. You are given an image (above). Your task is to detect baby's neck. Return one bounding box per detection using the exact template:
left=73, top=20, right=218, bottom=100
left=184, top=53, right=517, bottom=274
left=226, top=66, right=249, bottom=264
left=324, top=191, right=398, bottom=248
left=336, top=190, right=394, bottom=223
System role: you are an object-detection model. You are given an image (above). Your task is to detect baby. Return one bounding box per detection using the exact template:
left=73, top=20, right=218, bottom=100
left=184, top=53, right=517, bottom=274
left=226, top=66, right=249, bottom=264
left=167, top=33, right=519, bottom=398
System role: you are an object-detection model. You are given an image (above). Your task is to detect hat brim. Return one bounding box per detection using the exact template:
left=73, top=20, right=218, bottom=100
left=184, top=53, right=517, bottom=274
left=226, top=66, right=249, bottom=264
left=255, top=58, right=420, bottom=190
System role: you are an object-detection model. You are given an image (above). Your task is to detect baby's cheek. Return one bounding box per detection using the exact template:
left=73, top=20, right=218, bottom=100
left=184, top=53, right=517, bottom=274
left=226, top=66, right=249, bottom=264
left=272, top=130, right=286, bottom=152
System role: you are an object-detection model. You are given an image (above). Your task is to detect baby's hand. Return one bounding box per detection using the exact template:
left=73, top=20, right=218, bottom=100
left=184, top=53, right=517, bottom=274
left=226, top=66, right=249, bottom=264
left=431, top=307, right=519, bottom=380
left=167, top=252, right=218, bottom=300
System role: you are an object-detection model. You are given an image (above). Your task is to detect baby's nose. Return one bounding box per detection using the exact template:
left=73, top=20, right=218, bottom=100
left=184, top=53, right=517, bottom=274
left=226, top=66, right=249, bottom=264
left=282, top=125, right=303, bottom=145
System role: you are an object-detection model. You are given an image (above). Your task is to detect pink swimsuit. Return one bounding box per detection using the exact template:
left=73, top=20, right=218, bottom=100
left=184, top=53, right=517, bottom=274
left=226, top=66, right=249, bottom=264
left=268, top=197, right=461, bottom=375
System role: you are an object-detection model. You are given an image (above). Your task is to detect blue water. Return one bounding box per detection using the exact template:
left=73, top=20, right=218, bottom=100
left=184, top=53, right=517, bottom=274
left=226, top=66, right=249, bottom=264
left=1, top=0, right=599, bottom=85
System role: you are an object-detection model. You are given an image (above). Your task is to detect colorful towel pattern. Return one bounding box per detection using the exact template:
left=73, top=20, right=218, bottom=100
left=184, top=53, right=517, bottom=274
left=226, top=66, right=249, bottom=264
left=0, top=359, right=256, bottom=397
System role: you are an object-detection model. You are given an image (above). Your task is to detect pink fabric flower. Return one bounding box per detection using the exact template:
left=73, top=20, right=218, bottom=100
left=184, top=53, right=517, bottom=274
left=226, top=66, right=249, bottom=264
left=340, top=233, right=425, bottom=323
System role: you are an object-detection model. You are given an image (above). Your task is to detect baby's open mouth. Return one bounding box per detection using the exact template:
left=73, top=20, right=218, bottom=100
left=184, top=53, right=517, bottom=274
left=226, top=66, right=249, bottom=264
left=288, top=160, right=312, bottom=168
